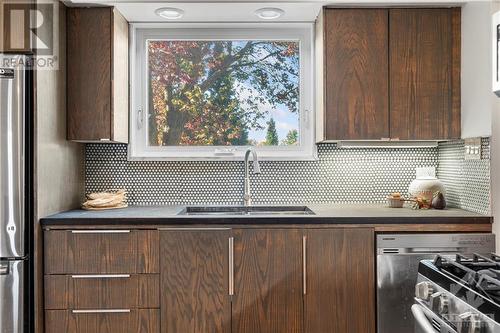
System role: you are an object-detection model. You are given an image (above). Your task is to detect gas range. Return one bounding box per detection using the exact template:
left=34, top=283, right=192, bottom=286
left=415, top=254, right=500, bottom=333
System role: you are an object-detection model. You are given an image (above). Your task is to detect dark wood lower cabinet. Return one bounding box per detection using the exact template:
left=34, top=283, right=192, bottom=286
left=44, top=274, right=159, bottom=310
left=45, top=309, right=159, bottom=333
left=45, top=227, right=376, bottom=333
left=232, top=229, right=304, bottom=333
left=159, top=229, right=231, bottom=333
left=304, top=228, right=375, bottom=333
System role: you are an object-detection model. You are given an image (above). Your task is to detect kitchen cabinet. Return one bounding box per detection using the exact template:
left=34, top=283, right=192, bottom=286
left=45, top=309, right=159, bottom=333
left=44, top=226, right=375, bottom=333
left=390, top=8, right=461, bottom=140
left=43, top=229, right=159, bottom=333
left=322, top=8, right=461, bottom=141
left=67, top=7, right=128, bottom=142
left=232, top=229, right=304, bottom=333
left=304, top=228, right=375, bottom=333
left=159, top=228, right=231, bottom=333
left=0, top=0, right=33, bottom=53
left=324, top=9, right=389, bottom=140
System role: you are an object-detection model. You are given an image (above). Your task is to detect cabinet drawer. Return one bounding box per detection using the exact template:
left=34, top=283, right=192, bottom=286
left=45, top=309, right=159, bottom=333
left=44, top=230, right=158, bottom=274
left=45, top=274, right=159, bottom=310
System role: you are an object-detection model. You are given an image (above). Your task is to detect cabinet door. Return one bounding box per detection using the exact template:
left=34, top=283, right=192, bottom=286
left=304, top=228, right=375, bottom=333
left=67, top=7, right=112, bottom=141
left=232, top=229, right=303, bottom=333
left=159, top=229, right=231, bottom=333
left=390, top=8, right=461, bottom=140
left=324, top=9, right=389, bottom=140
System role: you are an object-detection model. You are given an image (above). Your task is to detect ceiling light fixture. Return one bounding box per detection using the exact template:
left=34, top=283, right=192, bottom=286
left=255, top=8, right=284, bottom=20
left=155, top=7, right=184, bottom=20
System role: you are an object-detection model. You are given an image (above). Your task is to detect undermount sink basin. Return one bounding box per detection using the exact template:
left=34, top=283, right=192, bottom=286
left=178, top=206, right=315, bottom=216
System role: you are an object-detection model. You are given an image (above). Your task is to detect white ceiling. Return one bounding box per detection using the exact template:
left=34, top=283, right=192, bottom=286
left=66, top=0, right=466, bottom=22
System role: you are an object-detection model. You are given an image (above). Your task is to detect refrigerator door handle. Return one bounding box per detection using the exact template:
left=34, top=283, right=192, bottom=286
left=0, top=263, right=8, bottom=275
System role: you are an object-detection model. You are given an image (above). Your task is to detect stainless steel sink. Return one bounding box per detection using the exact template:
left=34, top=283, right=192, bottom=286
left=178, top=206, right=315, bottom=216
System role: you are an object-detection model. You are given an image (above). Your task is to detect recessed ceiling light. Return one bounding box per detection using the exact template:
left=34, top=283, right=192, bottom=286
left=155, top=7, right=184, bottom=20
left=255, top=8, right=284, bottom=20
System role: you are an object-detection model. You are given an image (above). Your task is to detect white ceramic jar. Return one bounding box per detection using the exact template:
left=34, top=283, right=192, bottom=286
left=408, top=167, right=446, bottom=198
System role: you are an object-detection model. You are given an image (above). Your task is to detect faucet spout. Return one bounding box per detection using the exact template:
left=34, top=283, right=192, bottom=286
left=243, top=148, right=260, bottom=206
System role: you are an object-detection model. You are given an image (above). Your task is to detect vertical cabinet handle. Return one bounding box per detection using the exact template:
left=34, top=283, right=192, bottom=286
left=229, top=237, right=234, bottom=296
left=303, top=236, right=307, bottom=295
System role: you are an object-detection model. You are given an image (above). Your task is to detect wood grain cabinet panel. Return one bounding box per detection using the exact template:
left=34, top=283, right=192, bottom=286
left=232, top=229, right=303, bottom=333
left=67, top=7, right=128, bottom=142
left=304, top=228, right=375, bottom=333
left=45, top=309, right=159, bottom=333
left=44, top=274, right=159, bottom=310
left=389, top=8, right=461, bottom=140
left=324, top=9, right=389, bottom=140
left=159, top=229, right=231, bottom=333
left=44, top=230, right=159, bottom=274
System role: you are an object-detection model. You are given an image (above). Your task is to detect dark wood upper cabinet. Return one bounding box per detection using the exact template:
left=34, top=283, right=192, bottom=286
left=232, top=229, right=303, bottom=333
left=389, top=8, right=461, bottom=140
left=324, top=9, right=389, bottom=140
left=322, top=7, right=461, bottom=141
left=67, top=7, right=128, bottom=143
left=159, top=229, right=231, bottom=333
left=304, top=228, right=375, bottom=333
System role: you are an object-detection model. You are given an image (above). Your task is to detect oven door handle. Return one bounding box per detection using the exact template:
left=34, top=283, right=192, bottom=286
left=411, top=304, right=438, bottom=333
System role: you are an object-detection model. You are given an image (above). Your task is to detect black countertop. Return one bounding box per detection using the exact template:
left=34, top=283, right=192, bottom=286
left=40, top=204, right=493, bottom=226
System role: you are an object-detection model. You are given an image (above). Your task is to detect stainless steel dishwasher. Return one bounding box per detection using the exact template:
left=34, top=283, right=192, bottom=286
left=377, top=233, right=495, bottom=333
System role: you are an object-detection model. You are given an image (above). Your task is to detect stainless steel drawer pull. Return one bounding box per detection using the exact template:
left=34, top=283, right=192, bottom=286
left=229, top=237, right=234, bottom=296
left=158, top=228, right=231, bottom=231
left=70, top=230, right=131, bottom=234
left=303, top=236, right=307, bottom=295
left=72, top=309, right=131, bottom=314
left=71, top=274, right=131, bottom=279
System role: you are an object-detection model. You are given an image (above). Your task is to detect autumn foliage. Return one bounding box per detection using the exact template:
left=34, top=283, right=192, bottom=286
left=148, top=40, right=300, bottom=146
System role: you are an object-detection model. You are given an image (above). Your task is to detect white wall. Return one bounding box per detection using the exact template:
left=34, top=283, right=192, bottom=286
left=488, top=0, right=500, bottom=252
left=461, top=1, right=495, bottom=138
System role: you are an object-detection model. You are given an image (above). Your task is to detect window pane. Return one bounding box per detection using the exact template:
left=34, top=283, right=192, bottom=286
left=147, top=40, right=300, bottom=147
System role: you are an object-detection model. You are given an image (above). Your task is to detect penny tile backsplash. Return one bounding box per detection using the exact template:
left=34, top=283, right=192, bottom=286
left=85, top=138, right=491, bottom=214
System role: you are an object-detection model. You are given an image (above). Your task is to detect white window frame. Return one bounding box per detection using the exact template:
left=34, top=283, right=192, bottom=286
left=129, top=23, right=316, bottom=161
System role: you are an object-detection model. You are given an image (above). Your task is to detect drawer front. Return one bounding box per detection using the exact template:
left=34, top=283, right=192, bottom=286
left=44, top=230, right=158, bottom=274
left=45, top=274, right=159, bottom=310
left=45, top=309, right=159, bottom=333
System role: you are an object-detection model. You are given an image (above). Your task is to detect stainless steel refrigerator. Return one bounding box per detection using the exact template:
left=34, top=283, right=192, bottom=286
left=0, top=54, right=30, bottom=333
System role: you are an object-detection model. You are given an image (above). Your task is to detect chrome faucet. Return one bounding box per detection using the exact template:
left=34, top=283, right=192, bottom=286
left=243, top=147, right=261, bottom=206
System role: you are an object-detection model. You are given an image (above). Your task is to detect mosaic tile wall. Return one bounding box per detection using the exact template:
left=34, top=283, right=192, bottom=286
left=86, top=144, right=438, bottom=205
left=85, top=140, right=491, bottom=214
left=436, top=138, right=491, bottom=215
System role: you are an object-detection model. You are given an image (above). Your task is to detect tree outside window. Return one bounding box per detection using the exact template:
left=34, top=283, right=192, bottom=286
left=147, top=40, right=300, bottom=147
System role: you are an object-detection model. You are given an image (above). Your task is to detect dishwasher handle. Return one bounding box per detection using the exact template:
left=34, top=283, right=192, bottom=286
left=411, top=304, right=438, bottom=333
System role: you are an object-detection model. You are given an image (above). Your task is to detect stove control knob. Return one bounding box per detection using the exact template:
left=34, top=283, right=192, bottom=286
left=415, top=282, right=434, bottom=301
left=429, top=292, right=449, bottom=314
left=457, top=312, right=485, bottom=333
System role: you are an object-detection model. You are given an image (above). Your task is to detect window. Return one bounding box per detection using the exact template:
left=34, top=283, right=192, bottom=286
left=130, top=24, right=315, bottom=160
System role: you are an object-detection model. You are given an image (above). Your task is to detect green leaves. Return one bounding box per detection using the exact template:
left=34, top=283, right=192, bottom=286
left=264, top=118, right=279, bottom=146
